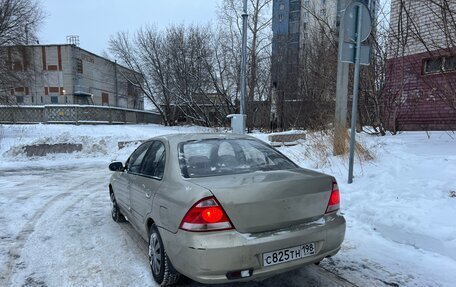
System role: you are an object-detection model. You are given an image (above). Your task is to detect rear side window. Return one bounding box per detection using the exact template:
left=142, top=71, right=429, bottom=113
left=141, top=141, right=166, bottom=179
left=127, top=142, right=152, bottom=173
left=178, top=139, right=297, bottom=178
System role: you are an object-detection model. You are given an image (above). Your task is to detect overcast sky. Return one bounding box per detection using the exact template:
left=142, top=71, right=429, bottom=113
left=39, top=0, right=223, bottom=55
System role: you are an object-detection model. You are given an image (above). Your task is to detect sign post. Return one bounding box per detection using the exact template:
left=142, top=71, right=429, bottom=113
left=340, top=1, right=372, bottom=184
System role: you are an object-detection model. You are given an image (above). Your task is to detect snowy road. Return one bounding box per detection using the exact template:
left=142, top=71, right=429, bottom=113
left=0, top=164, right=354, bottom=287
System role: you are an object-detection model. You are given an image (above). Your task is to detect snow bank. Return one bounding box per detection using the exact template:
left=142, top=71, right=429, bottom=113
left=0, top=124, right=214, bottom=170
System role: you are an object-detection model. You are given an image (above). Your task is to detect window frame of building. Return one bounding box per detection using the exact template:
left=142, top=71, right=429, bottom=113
left=423, top=56, right=456, bottom=75
left=320, top=8, right=327, bottom=17
left=102, top=92, right=109, bottom=106
left=50, top=96, right=59, bottom=104
left=279, top=14, right=284, bottom=22
left=76, top=58, right=83, bottom=74
left=289, top=21, right=300, bottom=33
left=16, top=96, right=24, bottom=103
left=443, top=56, right=456, bottom=72
left=303, top=11, right=309, bottom=21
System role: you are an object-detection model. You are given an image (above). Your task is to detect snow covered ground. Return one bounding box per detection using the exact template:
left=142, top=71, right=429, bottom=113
left=0, top=124, right=455, bottom=287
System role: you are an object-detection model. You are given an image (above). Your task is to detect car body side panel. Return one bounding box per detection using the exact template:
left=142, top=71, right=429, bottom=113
left=129, top=174, right=159, bottom=232
left=110, top=172, right=130, bottom=213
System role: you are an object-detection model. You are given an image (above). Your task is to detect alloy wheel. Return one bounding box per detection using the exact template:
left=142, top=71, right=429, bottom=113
left=149, top=232, right=162, bottom=275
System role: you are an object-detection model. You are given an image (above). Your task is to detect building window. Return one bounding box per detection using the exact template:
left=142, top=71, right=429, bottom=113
left=443, top=56, right=456, bottom=71
left=304, top=0, right=310, bottom=7
left=279, top=14, right=283, bottom=22
left=279, top=3, right=285, bottom=10
left=425, top=58, right=443, bottom=73
left=102, top=92, right=109, bottom=106
left=16, top=96, right=24, bottom=103
left=302, top=22, right=308, bottom=30
left=424, top=56, right=456, bottom=74
left=49, top=87, right=59, bottom=93
left=76, top=59, right=83, bottom=74
left=303, top=11, right=309, bottom=21
left=320, top=9, right=327, bottom=16
left=290, top=1, right=300, bottom=11
left=290, top=21, right=300, bottom=33
left=13, top=61, right=23, bottom=71
left=290, top=11, right=300, bottom=21
left=321, top=0, right=326, bottom=5
left=51, top=96, right=59, bottom=104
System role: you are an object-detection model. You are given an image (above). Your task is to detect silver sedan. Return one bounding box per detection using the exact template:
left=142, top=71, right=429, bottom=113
left=108, top=133, right=346, bottom=285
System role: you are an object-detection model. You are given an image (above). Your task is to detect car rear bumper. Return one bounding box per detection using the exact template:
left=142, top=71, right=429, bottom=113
left=159, top=213, right=346, bottom=284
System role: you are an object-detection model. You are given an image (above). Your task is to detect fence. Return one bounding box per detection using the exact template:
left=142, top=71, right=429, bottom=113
left=0, top=105, right=162, bottom=124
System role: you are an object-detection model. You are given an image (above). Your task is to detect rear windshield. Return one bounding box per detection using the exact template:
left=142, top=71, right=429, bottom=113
left=178, top=139, right=298, bottom=178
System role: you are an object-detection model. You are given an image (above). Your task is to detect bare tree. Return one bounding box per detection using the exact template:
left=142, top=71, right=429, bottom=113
left=0, top=0, right=43, bottom=104
left=110, top=25, right=237, bottom=127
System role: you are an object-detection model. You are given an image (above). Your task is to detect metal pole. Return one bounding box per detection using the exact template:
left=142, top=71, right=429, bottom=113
left=334, top=0, right=350, bottom=156
left=240, top=0, right=248, bottom=132
left=348, top=5, right=363, bottom=184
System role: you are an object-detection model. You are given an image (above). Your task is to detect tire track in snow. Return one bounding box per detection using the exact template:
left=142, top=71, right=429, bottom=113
left=1, top=191, right=71, bottom=286
left=1, top=173, right=103, bottom=286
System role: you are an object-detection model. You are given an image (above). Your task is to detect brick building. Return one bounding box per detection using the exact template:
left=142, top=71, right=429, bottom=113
left=384, top=0, right=456, bottom=131
left=1, top=44, right=143, bottom=109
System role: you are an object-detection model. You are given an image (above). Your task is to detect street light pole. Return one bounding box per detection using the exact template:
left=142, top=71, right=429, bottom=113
left=239, top=0, right=248, bottom=133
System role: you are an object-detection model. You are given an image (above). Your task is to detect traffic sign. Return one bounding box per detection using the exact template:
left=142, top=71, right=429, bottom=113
left=343, top=2, right=372, bottom=43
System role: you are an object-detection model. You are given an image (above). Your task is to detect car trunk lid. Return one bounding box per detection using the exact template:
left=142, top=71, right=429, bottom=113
left=189, top=169, right=333, bottom=233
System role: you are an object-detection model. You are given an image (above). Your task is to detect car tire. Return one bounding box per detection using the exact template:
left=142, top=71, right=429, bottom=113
left=110, top=192, right=126, bottom=223
left=149, top=224, right=180, bottom=286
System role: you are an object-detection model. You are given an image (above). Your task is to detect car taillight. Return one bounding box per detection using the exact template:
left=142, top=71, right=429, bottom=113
left=326, top=181, right=340, bottom=213
left=180, top=197, right=234, bottom=232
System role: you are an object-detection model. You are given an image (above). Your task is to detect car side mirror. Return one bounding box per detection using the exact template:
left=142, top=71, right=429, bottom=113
left=109, top=162, right=124, bottom=172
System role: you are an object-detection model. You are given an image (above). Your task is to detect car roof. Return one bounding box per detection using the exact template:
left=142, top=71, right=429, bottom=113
left=151, top=133, right=259, bottom=145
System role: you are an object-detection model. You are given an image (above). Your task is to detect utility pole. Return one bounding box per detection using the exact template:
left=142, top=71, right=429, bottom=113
left=334, top=0, right=350, bottom=156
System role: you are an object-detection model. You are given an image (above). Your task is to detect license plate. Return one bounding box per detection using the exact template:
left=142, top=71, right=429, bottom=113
left=263, top=243, right=316, bottom=267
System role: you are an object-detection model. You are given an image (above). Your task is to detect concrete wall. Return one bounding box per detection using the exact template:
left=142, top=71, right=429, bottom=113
left=0, top=105, right=161, bottom=125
